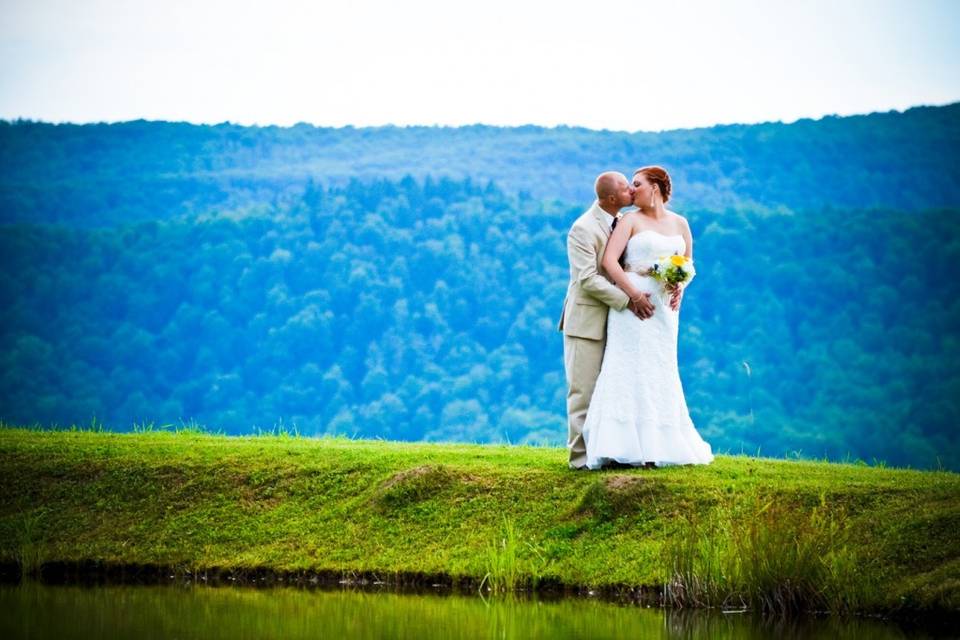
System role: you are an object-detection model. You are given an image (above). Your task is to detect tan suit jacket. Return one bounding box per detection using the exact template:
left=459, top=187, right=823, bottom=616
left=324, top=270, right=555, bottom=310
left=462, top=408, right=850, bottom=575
left=558, top=202, right=630, bottom=339
left=558, top=201, right=630, bottom=468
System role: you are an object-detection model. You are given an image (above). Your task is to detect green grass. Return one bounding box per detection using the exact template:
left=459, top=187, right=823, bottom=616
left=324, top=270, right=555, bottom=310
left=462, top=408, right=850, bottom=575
left=0, top=426, right=958, bottom=616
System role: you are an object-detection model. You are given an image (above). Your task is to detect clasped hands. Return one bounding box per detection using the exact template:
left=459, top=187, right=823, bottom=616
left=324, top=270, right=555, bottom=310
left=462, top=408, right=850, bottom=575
left=628, top=293, right=655, bottom=320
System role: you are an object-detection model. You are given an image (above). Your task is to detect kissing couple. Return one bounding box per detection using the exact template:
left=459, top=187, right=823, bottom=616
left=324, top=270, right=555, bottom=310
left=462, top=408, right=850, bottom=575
left=558, top=166, right=714, bottom=471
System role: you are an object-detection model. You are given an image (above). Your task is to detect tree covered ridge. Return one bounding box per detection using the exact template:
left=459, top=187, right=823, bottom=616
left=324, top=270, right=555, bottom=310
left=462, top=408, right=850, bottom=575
left=1, top=103, right=958, bottom=227
left=2, top=177, right=958, bottom=469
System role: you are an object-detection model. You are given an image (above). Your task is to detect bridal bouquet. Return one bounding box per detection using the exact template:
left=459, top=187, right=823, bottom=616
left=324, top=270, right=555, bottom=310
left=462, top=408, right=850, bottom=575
left=648, top=254, right=696, bottom=300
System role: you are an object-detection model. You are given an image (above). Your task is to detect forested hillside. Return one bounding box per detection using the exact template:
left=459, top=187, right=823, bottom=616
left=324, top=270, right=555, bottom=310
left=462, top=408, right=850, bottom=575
left=2, top=175, right=958, bottom=468
left=2, top=104, right=959, bottom=468
left=1, top=103, right=958, bottom=226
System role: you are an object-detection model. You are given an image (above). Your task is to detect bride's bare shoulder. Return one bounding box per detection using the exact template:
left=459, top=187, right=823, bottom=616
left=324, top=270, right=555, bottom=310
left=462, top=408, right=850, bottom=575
left=619, top=209, right=643, bottom=226
left=667, top=210, right=691, bottom=231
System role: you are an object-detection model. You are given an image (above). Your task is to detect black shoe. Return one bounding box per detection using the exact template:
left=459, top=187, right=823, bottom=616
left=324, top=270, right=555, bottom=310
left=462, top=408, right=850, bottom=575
left=601, top=461, right=634, bottom=470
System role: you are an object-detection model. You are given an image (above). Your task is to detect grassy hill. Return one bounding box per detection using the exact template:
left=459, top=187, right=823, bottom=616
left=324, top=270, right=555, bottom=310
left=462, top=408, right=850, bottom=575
left=1, top=428, right=957, bottom=616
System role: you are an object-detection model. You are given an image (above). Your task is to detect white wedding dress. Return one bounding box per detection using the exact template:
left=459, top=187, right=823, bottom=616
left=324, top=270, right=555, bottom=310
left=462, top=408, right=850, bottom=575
left=582, top=230, right=714, bottom=469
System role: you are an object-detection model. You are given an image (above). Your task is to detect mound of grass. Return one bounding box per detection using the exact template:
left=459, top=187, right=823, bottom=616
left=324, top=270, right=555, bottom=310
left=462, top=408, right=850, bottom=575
left=1, top=427, right=958, bottom=615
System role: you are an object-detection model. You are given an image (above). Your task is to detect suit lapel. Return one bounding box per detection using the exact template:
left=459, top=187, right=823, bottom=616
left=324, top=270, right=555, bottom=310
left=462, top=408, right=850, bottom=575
left=590, top=203, right=611, bottom=240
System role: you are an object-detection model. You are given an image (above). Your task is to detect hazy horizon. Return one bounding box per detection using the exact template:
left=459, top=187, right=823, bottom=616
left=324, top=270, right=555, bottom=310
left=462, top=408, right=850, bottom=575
left=4, top=99, right=957, bottom=134
left=2, top=0, right=958, bottom=132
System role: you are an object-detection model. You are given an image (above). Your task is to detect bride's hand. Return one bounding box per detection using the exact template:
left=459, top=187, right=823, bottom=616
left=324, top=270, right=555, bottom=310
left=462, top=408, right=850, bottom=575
left=669, top=285, right=683, bottom=311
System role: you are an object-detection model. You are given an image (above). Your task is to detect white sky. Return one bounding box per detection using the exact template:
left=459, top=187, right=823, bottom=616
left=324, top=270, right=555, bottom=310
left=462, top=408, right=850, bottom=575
left=1, top=0, right=958, bottom=132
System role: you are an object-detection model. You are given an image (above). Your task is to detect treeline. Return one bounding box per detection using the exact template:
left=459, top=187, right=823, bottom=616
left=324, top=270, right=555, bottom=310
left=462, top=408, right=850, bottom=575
left=2, top=177, right=958, bottom=469
left=1, top=103, right=958, bottom=226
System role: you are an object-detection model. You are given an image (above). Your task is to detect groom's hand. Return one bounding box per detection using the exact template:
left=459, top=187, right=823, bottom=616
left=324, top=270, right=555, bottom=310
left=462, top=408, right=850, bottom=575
left=629, top=294, right=654, bottom=320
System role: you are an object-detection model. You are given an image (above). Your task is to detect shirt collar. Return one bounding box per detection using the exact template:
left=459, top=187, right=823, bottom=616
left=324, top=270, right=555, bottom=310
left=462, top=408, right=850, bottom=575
left=592, top=201, right=619, bottom=233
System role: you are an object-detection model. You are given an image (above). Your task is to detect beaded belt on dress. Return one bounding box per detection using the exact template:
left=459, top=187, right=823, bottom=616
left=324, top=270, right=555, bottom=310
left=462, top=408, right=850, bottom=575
left=623, top=263, right=655, bottom=276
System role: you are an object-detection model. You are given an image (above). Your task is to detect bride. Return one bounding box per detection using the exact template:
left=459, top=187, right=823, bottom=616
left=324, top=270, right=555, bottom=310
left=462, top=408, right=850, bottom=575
left=582, top=166, right=714, bottom=469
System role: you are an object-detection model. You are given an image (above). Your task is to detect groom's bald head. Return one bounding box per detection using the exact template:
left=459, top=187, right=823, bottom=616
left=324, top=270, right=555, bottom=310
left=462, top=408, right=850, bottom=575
left=594, top=172, right=626, bottom=201
left=594, top=171, right=634, bottom=211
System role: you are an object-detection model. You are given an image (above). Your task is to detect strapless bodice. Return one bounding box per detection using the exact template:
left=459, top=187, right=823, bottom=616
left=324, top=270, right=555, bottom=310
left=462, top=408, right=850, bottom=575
left=623, top=230, right=686, bottom=272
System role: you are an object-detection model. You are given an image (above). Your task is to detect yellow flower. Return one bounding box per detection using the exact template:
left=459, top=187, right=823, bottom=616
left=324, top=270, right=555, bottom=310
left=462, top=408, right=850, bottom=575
left=670, top=255, right=686, bottom=267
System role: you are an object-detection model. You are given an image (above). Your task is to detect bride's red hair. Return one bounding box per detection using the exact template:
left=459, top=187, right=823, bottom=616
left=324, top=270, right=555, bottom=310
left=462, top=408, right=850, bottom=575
left=635, top=166, right=672, bottom=204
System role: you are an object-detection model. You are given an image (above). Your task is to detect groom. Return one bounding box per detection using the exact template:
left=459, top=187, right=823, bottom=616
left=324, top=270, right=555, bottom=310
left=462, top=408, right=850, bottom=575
left=558, top=171, right=655, bottom=469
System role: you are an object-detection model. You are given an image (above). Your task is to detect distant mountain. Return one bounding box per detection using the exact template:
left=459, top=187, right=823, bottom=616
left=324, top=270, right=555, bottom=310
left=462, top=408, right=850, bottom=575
left=1, top=103, right=958, bottom=226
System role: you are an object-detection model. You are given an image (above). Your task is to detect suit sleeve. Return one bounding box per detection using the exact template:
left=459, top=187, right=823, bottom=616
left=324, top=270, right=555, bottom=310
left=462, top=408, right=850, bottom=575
left=567, top=226, right=630, bottom=311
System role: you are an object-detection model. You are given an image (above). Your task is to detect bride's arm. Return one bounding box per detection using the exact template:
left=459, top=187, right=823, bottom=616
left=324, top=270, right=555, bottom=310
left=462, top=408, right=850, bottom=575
left=681, top=216, right=693, bottom=261
left=601, top=214, right=645, bottom=302
left=670, top=216, right=694, bottom=310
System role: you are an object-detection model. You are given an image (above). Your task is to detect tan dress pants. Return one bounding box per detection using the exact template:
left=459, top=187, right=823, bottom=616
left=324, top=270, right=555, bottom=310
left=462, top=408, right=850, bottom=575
left=563, top=333, right=605, bottom=469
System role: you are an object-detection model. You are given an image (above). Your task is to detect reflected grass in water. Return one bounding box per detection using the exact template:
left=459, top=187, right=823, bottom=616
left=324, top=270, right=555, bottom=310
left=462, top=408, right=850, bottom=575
left=0, top=582, right=935, bottom=640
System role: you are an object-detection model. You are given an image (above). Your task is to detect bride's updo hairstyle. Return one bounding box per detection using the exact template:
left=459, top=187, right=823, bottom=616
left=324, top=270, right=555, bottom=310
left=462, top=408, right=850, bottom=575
left=636, top=165, right=672, bottom=204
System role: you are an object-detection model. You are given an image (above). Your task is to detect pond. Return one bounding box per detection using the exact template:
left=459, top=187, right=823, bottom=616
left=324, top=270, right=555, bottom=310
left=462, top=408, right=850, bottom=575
left=0, top=582, right=948, bottom=639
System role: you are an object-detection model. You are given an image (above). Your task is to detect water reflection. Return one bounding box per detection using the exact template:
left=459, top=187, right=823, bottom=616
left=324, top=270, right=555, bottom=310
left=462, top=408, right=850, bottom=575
left=0, top=582, right=938, bottom=639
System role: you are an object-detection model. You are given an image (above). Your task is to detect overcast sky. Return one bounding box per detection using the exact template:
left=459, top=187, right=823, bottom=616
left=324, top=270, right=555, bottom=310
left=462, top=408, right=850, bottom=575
left=1, top=0, right=958, bottom=131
